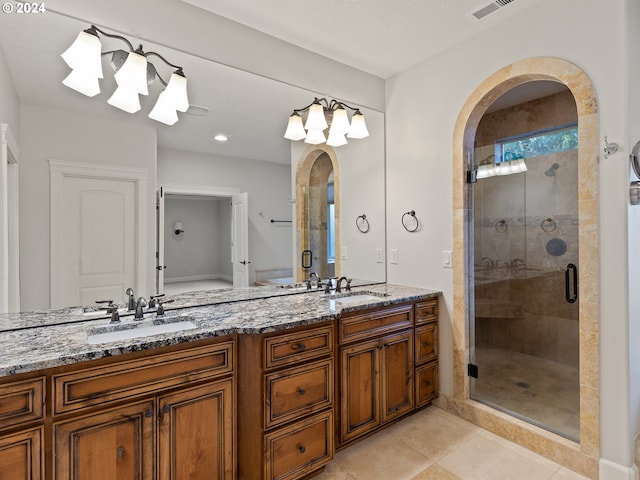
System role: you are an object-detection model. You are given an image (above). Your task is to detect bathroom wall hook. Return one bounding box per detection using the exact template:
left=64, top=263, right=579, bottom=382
left=603, top=135, right=619, bottom=159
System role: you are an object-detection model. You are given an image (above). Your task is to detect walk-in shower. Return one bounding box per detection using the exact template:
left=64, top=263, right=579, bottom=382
left=469, top=85, right=580, bottom=441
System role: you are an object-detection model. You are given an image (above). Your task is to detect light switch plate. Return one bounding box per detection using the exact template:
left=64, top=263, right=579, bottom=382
left=442, top=250, right=452, bottom=268
left=390, top=249, right=399, bottom=265
left=341, top=246, right=348, bottom=260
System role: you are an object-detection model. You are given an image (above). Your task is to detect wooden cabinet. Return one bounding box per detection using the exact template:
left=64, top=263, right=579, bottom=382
left=0, top=376, right=45, bottom=480
left=238, top=323, right=335, bottom=480
left=52, top=339, right=235, bottom=480
left=339, top=299, right=439, bottom=447
left=0, top=428, right=43, bottom=480
left=414, top=299, right=439, bottom=407
left=338, top=304, right=414, bottom=444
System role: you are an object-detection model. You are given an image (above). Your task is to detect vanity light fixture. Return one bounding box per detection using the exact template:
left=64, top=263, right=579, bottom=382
left=475, top=153, right=527, bottom=179
left=284, top=97, right=369, bottom=147
left=61, top=25, right=189, bottom=125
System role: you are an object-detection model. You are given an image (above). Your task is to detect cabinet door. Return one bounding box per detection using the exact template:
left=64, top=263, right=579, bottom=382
left=340, top=339, right=380, bottom=443
left=158, top=379, right=234, bottom=480
left=0, top=428, right=43, bottom=480
left=380, top=330, right=414, bottom=424
left=54, top=401, right=155, bottom=480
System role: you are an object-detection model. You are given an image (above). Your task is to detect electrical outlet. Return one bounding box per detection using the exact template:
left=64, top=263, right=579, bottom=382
left=341, top=246, right=348, bottom=260
left=442, top=250, right=452, bottom=268
left=376, top=248, right=384, bottom=263
left=390, top=248, right=399, bottom=265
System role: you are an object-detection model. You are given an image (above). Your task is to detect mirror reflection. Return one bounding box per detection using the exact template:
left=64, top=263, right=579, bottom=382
left=0, top=9, right=386, bottom=317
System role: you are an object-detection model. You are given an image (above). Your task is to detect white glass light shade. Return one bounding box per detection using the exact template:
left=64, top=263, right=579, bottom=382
left=107, top=86, right=142, bottom=113
left=304, top=102, right=328, bottom=131
left=148, top=91, right=179, bottom=125
left=476, top=163, right=497, bottom=179
left=347, top=111, right=369, bottom=139
left=163, top=73, right=189, bottom=112
left=330, top=107, right=350, bottom=135
left=62, top=69, right=101, bottom=97
left=61, top=31, right=103, bottom=78
left=114, top=51, right=148, bottom=95
left=305, top=129, right=326, bottom=145
left=326, top=129, right=347, bottom=147
left=513, top=158, right=528, bottom=173
left=284, top=113, right=306, bottom=141
left=495, top=162, right=511, bottom=176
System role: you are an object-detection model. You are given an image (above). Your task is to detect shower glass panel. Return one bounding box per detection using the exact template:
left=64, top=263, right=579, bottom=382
left=470, top=127, right=580, bottom=441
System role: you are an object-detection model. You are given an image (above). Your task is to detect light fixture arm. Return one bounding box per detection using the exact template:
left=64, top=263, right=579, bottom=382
left=290, top=97, right=363, bottom=115
left=88, top=24, right=135, bottom=51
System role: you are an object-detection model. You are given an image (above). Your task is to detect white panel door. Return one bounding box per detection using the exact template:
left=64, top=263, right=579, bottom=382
left=231, top=192, right=249, bottom=288
left=61, top=177, right=137, bottom=307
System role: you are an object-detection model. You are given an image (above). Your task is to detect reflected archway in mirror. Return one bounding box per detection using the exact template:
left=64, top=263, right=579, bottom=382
left=295, top=145, right=341, bottom=282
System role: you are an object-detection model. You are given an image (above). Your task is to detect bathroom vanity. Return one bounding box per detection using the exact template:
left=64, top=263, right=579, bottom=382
left=0, top=283, right=439, bottom=480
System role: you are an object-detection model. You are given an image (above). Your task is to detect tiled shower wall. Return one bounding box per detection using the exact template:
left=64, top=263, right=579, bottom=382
left=473, top=91, right=579, bottom=367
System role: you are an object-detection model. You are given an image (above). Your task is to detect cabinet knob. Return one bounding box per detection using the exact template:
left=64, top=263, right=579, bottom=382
left=423, top=341, right=431, bottom=347
left=144, top=409, right=153, bottom=418
left=291, top=343, right=306, bottom=351
left=298, top=388, right=306, bottom=396
left=298, top=445, right=306, bottom=454
left=425, top=380, right=432, bottom=386
left=162, top=405, right=171, bottom=414
left=116, top=446, right=125, bottom=459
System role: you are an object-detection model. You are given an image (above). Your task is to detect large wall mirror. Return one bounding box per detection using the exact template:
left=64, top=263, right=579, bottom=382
left=0, top=9, right=386, bottom=315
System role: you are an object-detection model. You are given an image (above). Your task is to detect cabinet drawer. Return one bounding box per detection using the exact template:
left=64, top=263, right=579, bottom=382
left=264, top=410, right=333, bottom=480
left=265, top=359, right=333, bottom=429
left=264, top=325, right=333, bottom=369
left=0, top=427, right=43, bottom=480
left=0, top=377, right=44, bottom=430
left=415, top=324, right=438, bottom=365
left=416, top=362, right=438, bottom=408
left=339, top=304, right=413, bottom=344
left=415, top=299, right=438, bottom=325
left=54, top=340, right=234, bottom=414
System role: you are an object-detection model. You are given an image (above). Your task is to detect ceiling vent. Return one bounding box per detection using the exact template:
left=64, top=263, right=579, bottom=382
left=467, top=0, right=517, bottom=21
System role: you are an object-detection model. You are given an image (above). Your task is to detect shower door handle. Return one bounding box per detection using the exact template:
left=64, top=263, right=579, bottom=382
left=564, top=263, right=578, bottom=304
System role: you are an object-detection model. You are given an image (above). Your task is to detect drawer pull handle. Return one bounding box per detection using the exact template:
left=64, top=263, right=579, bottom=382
left=291, top=343, right=306, bottom=351
left=298, top=445, right=306, bottom=454
left=298, top=388, right=306, bottom=396
left=116, top=446, right=125, bottom=459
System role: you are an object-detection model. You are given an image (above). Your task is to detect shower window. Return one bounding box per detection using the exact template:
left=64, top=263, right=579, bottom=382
left=496, top=124, right=578, bottom=163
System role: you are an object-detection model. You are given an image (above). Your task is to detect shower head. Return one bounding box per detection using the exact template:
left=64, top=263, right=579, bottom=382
left=544, top=163, right=560, bottom=176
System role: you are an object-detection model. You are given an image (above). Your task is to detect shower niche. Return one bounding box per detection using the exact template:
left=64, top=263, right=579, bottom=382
left=470, top=82, right=581, bottom=441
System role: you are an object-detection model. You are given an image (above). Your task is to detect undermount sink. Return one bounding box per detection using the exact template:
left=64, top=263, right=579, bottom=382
left=82, top=307, right=129, bottom=317
left=87, top=318, right=198, bottom=344
left=328, top=291, right=389, bottom=305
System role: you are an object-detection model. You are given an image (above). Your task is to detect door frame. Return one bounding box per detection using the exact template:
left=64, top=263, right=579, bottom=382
left=157, top=184, right=243, bottom=293
left=450, top=57, right=600, bottom=471
left=49, top=160, right=148, bottom=309
left=0, top=123, right=20, bottom=313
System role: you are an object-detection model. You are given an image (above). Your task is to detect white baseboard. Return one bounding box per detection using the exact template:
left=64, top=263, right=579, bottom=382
left=599, top=458, right=638, bottom=480
left=165, top=274, right=232, bottom=284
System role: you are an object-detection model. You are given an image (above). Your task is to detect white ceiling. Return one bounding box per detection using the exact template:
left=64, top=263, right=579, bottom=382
left=181, top=0, right=548, bottom=79
left=0, top=0, right=553, bottom=163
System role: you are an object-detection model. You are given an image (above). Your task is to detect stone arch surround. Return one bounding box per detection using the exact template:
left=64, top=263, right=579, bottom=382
left=446, top=57, right=600, bottom=478
left=295, top=144, right=342, bottom=282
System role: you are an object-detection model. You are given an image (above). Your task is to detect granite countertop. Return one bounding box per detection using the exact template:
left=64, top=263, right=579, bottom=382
left=0, top=283, right=440, bottom=377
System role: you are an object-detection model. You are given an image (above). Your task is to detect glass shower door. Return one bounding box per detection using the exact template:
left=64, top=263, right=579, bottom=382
left=470, top=130, right=580, bottom=441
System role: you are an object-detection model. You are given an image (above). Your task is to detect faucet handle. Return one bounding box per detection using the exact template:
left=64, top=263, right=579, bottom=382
left=149, top=294, right=165, bottom=308
left=156, top=299, right=174, bottom=316
left=346, top=278, right=352, bottom=291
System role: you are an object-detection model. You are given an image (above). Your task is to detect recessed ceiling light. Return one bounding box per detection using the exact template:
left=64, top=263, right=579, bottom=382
left=213, top=134, right=228, bottom=142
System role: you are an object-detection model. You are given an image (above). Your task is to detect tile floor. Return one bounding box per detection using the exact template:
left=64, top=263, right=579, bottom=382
left=163, top=278, right=232, bottom=295
left=472, top=347, right=580, bottom=440
left=315, top=406, right=589, bottom=480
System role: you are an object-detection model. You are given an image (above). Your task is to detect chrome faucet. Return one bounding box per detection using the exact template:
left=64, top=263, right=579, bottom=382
left=125, top=288, right=136, bottom=311
left=335, top=276, right=351, bottom=293
left=307, top=272, right=322, bottom=289
left=134, top=297, right=147, bottom=320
